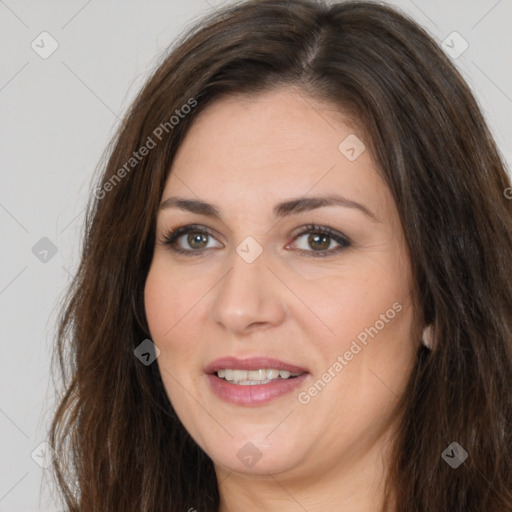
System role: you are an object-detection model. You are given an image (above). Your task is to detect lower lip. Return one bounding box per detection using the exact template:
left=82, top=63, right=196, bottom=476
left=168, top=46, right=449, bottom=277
left=206, top=373, right=309, bottom=406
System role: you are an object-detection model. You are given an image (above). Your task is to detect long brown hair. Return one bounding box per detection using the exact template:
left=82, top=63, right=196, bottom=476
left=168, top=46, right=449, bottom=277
left=49, top=1, right=512, bottom=510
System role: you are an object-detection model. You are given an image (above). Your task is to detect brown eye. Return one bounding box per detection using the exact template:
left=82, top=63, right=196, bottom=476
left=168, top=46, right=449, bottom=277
left=289, top=224, right=351, bottom=257
left=187, top=232, right=209, bottom=249
left=159, top=224, right=223, bottom=254
left=307, top=233, right=331, bottom=251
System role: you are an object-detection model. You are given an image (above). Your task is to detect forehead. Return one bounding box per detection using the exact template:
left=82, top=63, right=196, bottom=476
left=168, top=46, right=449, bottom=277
left=162, top=87, right=390, bottom=220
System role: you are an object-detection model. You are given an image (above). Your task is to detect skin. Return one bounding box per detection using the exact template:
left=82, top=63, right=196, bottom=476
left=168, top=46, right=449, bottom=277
left=144, top=87, right=419, bottom=512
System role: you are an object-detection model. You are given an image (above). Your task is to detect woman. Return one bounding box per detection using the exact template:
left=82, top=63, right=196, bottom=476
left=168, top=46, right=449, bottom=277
left=49, top=0, right=512, bottom=510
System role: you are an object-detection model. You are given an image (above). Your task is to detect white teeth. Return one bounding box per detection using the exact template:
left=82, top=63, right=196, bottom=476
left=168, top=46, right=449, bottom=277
left=232, top=369, right=247, bottom=381
left=248, top=369, right=265, bottom=380
left=236, top=379, right=273, bottom=385
left=215, top=368, right=302, bottom=385
left=266, top=369, right=280, bottom=379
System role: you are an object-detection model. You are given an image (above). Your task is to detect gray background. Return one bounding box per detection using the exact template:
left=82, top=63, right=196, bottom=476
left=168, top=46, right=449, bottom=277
left=1, top=0, right=511, bottom=510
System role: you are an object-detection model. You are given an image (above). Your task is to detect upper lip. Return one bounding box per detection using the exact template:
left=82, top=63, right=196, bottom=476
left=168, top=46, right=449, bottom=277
left=205, top=356, right=309, bottom=375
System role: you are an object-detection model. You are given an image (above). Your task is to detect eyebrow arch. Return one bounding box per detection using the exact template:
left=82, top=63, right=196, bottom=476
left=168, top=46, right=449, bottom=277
left=159, top=194, right=378, bottom=222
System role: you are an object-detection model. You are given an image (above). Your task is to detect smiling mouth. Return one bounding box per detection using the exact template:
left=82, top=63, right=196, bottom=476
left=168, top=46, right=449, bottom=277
left=215, top=368, right=304, bottom=385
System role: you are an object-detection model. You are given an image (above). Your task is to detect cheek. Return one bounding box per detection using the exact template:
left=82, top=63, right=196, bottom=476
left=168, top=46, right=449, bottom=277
left=144, top=261, right=209, bottom=376
left=144, top=269, right=173, bottom=340
left=293, top=255, right=416, bottom=417
left=144, top=261, right=199, bottom=339
left=143, top=264, right=222, bottom=454
left=144, top=268, right=194, bottom=397
left=290, top=253, right=411, bottom=349
left=322, top=262, right=415, bottom=402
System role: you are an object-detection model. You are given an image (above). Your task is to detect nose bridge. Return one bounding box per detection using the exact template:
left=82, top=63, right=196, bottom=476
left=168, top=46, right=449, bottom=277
left=211, top=239, right=286, bottom=333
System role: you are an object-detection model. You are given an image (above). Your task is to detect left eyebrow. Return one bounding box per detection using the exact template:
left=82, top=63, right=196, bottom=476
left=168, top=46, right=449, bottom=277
left=273, top=195, right=378, bottom=222
left=159, top=194, right=378, bottom=222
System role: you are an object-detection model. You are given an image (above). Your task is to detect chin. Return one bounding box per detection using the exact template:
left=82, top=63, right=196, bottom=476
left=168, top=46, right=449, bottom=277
left=211, top=444, right=303, bottom=476
left=191, top=425, right=303, bottom=475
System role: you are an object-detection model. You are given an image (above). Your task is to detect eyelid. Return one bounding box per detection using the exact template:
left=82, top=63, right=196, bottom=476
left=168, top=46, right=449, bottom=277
left=157, top=224, right=223, bottom=253
left=286, top=224, right=351, bottom=255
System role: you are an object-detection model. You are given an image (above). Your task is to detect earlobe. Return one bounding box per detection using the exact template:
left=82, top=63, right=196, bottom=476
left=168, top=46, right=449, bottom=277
left=421, top=324, right=433, bottom=350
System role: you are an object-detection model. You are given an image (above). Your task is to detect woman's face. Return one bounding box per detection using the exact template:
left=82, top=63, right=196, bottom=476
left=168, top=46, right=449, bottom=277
left=144, top=87, right=418, bottom=481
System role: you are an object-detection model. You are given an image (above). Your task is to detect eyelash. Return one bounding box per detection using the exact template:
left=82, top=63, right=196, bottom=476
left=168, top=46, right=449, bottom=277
left=157, top=223, right=351, bottom=258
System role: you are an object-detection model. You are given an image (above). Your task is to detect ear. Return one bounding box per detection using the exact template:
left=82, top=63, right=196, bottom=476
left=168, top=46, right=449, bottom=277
left=421, top=324, right=433, bottom=350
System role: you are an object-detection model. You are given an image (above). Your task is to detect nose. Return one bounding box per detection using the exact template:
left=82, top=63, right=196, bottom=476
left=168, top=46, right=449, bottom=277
left=210, top=245, right=287, bottom=336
